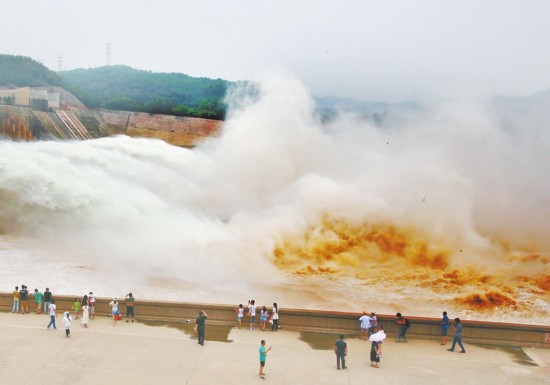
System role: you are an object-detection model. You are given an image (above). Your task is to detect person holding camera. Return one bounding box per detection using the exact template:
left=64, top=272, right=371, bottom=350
left=194, top=310, right=208, bottom=345
left=125, top=293, right=135, bottom=323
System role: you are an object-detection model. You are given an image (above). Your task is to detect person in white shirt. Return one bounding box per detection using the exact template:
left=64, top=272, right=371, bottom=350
left=235, top=304, right=245, bottom=329
left=359, top=311, right=373, bottom=340
left=88, top=292, right=96, bottom=320
left=248, top=300, right=256, bottom=330
left=271, top=303, right=279, bottom=331
left=109, top=298, right=119, bottom=326
left=47, top=300, right=57, bottom=330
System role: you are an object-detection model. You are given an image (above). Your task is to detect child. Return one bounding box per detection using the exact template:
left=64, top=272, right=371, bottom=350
left=259, top=340, right=272, bottom=379
left=260, top=306, right=268, bottom=331
left=370, top=340, right=381, bottom=368
left=109, top=298, right=119, bottom=326
left=73, top=298, right=81, bottom=320
left=63, top=311, right=72, bottom=338
left=235, top=304, right=244, bottom=329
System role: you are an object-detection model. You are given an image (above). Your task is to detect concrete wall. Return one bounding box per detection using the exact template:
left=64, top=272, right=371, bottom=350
left=0, top=87, right=30, bottom=106
left=1, top=292, right=548, bottom=348
left=126, top=112, right=222, bottom=147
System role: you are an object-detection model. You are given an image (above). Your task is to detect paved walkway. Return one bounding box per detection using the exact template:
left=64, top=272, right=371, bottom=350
left=0, top=311, right=549, bottom=385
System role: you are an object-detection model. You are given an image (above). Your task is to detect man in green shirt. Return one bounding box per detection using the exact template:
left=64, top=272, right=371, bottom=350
left=259, top=340, right=272, bottom=379
left=195, top=310, right=208, bottom=345
left=125, top=293, right=135, bottom=323
left=34, top=289, right=43, bottom=314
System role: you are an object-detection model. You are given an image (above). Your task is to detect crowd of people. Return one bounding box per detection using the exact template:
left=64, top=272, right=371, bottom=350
left=331, top=309, right=466, bottom=372
left=10, top=285, right=466, bottom=378
left=11, top=285, right=136, bottom=335
left=234, top=300, right=280, bottom=332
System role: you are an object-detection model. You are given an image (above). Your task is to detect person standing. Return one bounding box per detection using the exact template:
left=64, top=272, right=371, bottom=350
left=12, top=286, right=20, bottom=313
left=88, top=292, right=96, bottom=320
left=43, top=288, right=52, bottom=315
left=260, top=306, right=269, bottom=331
left=248, top=300, right=256, bottom=330
left=109, top=298, right=119, bottom=326
left=34, top=289, right=43, bottom=314
left=447, top=318, right=466, bottom=353
left=73, top=298, right=81, bottom=320
left=370, top=325, right=386, bottom=356
left=370, top=312, right=378, bottom=335
left=334, top=334, right=347, bottom=370
left=63, top=311, right=72, bottom=338
left=47, top=300, right=57, bottom=330
left=359, top=311, right=372, bottom=340
left=19, top=285, right=29, bottom=314
left=81, top=296, right=90, bottom=328
left=259, top=340, right=272, bottom=379
left=395, top=313, right=409, bottom=342
left=125, top=293, right=135, bottom=323
left=370, top=340, right=381, bottom=368
left=441, top=311, right=450, bottom=345
left=195, top=310, right=208, bottom=345
left=235, top=304, right=244, bottom=328
left=271, top=303, right=279, bottom=331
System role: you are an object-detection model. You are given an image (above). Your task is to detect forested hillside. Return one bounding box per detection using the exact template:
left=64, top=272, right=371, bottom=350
left=60, top=65, right=229, bottom=119
left=0, top=54, right=66, bottom=87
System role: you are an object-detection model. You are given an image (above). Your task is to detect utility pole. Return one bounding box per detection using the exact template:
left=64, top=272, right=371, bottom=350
left=105, top=42, right=112, bottom=66
left=56, top=55, right=63, bottom=72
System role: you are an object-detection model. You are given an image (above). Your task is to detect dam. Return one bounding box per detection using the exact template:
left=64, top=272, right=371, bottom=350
left=0, top=86, right=222, bottom=146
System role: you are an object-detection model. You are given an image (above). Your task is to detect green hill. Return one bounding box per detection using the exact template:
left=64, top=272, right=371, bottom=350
left=0, top=54, right=66, bottom=88
left=60, top=65, right=229, bottom=120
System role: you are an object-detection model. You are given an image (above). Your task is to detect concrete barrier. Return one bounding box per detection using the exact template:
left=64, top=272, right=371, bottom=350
left=1, top=292, right=548, bottom=348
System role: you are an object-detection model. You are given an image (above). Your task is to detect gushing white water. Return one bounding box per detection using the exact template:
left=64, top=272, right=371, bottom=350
left=1, top=72, right=549, bottom=323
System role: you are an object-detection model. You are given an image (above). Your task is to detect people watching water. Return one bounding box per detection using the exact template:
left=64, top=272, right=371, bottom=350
left=81, top=296, right=90, bottom=328
left=73, top=297, right=81, bottom=319
left=88, top=292, right=96, bottom=320
left=19, top=285, right=29, bottom=314
left=396, top=312, right=409, bottom=342
left=359, top=310, right=373, bottom=339
left=43, top=288, right=52, bottom=315
left=12, top=286, right=20, bottom=313
left=125, top=293, right=135, bottom=323
left=260, top=306, right=268, bottom=331
left=248, top=300, right=256, bottom=330
left=271, top=303, right=279, bottom=331
left=370, top=312, right=378, bottom=334
left=34, top=289, right=43, bottom=314
left=109, top=298, right=119, bottom=326
left=441, top=311, right=450, bottom=345
left=195, top=310, right=208, bottom=345
left=235, top=304, right=244, bottom=328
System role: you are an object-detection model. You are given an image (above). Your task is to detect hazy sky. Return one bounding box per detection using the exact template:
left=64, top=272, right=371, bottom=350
left=2, top=0, right=549, bottom=102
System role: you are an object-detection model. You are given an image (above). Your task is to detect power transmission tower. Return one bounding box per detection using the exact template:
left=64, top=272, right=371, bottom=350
left=105, top=42, right=112, bottom=66
left=57, top=55, right=63, bottom=72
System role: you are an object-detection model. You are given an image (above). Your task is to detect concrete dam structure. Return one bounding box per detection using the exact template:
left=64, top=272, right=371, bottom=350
left=0, top=87, right=222, bottom=147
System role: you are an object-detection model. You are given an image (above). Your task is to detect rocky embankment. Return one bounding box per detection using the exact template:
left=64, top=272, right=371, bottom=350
left=0, top=88, right=222, bottom=147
